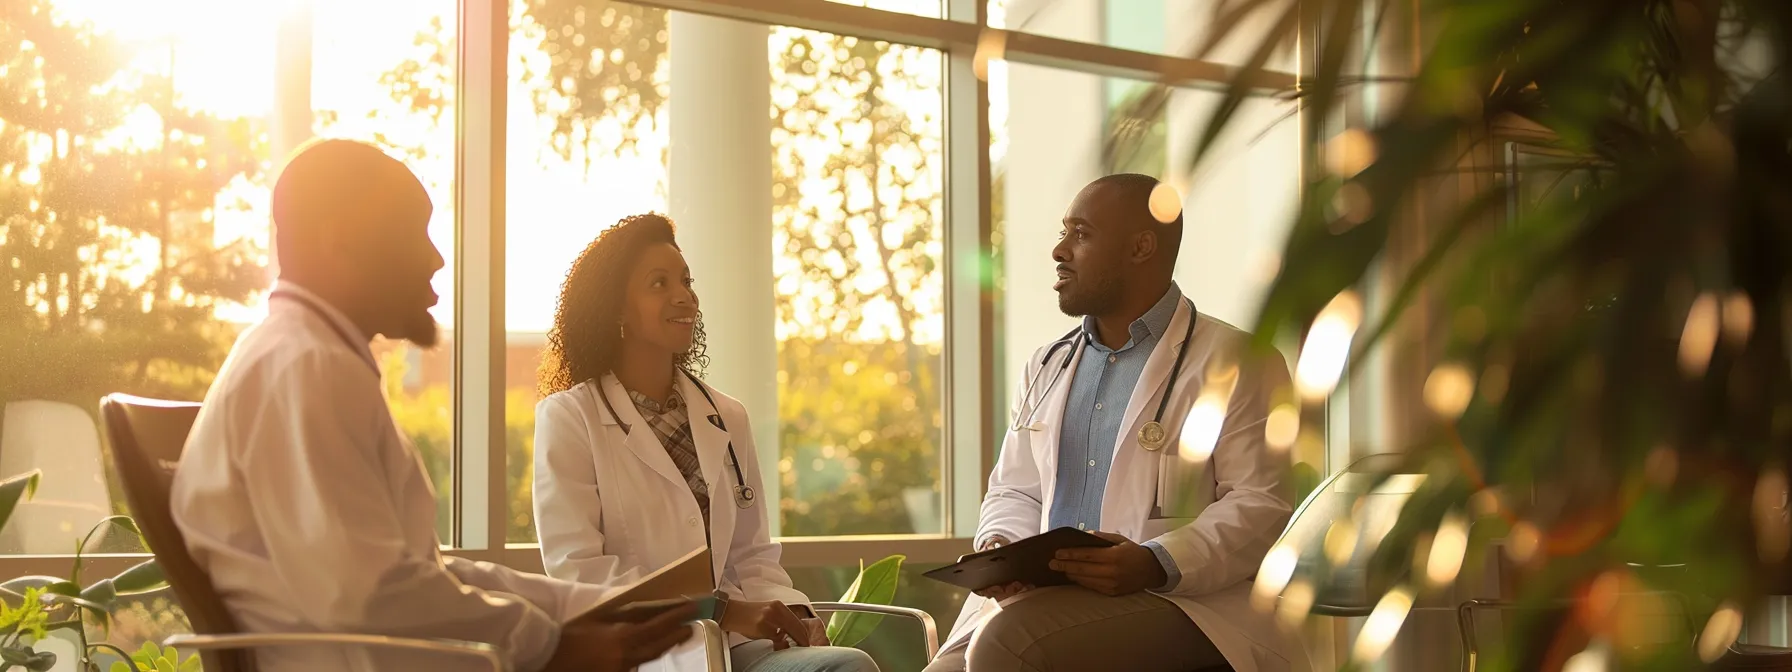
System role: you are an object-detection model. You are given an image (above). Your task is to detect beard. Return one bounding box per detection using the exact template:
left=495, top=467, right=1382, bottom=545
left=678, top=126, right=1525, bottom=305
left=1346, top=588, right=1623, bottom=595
left=395, top=310, right=441, bottom=348
left=1057, top=273, right=1124, bottom=317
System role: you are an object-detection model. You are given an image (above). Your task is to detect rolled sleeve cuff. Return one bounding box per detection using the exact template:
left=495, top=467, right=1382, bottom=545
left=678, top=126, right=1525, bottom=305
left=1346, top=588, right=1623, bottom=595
left=1142, top=541, right=1181, bottom=592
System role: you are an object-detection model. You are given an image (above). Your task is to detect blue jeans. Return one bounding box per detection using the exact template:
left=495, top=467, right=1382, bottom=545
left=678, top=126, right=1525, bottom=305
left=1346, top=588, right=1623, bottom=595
left=730, top=641, right=879, bottom=672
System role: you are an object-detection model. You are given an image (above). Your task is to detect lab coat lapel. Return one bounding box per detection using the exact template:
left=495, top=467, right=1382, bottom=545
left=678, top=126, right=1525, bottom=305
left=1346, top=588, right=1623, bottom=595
left=1036, top=343, right=1086, bottom=516
left=594, top=375, right=688, bottom=491
left=676, top=373, right=730, bottom=507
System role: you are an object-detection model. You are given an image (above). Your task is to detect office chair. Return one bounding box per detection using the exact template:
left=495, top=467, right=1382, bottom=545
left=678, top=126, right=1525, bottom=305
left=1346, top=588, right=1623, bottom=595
left=100, top=393, right=506, bottom=672
left=1273, top=453, right=1427, bottom=619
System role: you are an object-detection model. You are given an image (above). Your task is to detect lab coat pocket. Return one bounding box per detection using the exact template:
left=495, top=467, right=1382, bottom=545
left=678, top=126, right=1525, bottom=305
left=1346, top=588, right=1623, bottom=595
left=1154, top=450, right=1215, bottom=518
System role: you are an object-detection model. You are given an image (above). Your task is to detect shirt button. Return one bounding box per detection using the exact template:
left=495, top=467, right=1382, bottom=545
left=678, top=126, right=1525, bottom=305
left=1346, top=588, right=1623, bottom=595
left=1095, top=403, right=1104, bottom=410
left=1078, top=523, right=1087, bottom=530
left=1108, top=355, right=1116, bottom=363
left=1089, top=459, right=1097, bottom=467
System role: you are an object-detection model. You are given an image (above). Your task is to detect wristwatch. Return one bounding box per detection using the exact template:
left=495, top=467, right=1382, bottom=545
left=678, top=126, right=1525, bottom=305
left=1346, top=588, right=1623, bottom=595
left=978, top=535, right=1010, bottom=552
left=709, top=590, right=732, bottom=624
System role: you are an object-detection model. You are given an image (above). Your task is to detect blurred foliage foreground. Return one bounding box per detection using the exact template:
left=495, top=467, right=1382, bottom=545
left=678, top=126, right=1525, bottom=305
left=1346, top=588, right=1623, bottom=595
left=1101, top=0, right=1792, bottom=668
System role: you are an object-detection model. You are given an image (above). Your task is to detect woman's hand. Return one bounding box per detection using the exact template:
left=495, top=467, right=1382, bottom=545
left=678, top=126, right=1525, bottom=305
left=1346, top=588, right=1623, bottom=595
left=719, top=600, right=814, bottom=650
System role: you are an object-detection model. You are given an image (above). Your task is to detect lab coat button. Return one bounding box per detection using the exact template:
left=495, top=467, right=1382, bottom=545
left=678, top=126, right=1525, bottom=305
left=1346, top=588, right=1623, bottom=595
left=1088, top=459, right=1096, bottom=467
left=687, top=517, right=698, bottom=527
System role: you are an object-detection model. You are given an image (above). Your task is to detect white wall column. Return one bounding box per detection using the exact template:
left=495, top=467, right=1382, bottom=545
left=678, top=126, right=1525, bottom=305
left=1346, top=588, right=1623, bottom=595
left=1001, top=0, right=1101, bottom=389
left=667, top=12, right=779, bottom=535
left=268, top=1, right=313, bottom=280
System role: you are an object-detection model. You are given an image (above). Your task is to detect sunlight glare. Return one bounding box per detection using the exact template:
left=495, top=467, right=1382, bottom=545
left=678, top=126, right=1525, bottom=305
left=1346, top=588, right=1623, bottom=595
left=1323, top=519, right=1357, bottom=567
left=1679, top=292, right=1719, bottom=376
left=973, top=29, right=1006, bottom=81
left=1148, top=181, right=1184, bottom=224
left=1277, top=579, right=1314, bottom=630
left=1423, top=363, right=1476, bottom=418
left=1353, top=587, right=1415, bottom=663
left=1324, top=129, right=1377, bottom=178
left=1179, top=391, right=1228, bottom=464
left=1563, top=642, right=1611, bottom=672
left=1723, top=291, right=1755, bottom=346
left=1252, top=544, right=1299, bottom=612
left=1426, top=511, right=1468, bottom=587
left=1754, top=466, right=1789, bottom=563
left=1698, top=603, right=1744, bottom=663
left=1264, top=403, right=1299, bottom=452
left=1294, top=290, right=1361, bottom=401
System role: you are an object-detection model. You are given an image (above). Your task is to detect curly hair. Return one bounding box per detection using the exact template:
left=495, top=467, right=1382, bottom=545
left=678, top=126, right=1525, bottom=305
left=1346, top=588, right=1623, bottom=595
left=538, top=213, right=709, bottom=397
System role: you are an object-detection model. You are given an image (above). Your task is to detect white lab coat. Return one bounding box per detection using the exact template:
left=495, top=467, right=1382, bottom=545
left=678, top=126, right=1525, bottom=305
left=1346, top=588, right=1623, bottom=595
left=942, top=301, right=1313, bottom=672
left=173, top=282, right=619, bottom=672
left=533, top=373, right=810, bottom=672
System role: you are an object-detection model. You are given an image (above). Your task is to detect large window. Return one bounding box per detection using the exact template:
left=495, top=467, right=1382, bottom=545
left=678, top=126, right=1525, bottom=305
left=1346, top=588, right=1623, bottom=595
left=501, top=2, right=946, bottom=542
left=0, top=0, right=457, bottom=554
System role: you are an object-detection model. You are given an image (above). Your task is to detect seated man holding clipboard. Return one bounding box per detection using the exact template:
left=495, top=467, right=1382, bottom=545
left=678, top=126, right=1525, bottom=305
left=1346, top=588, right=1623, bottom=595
left=923, top=175, right=1312, bottom=672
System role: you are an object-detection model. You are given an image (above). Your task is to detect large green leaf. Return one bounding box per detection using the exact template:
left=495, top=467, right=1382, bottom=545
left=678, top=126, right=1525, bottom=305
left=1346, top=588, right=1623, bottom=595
left=0, top=472, right=42, bottom=537
left=73, top=517, right=148, bottom=586
left=107, top=561, right=165, bottom=596
left=825, top=554, right=904, bottom=649
left=0, top=579, right=75, bottom=600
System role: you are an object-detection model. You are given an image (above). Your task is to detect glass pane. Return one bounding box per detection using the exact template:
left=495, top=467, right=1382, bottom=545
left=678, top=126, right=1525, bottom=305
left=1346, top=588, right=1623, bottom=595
left=989, top=60, right=1312, bottom=464
left=989, top=0, right=1297, bottom=70
left=505, top=7, right=946, bottom=542
left=827, top=0, right=942, bottom=18
left=312, top=0, right=460, bottom=543
left=786, top=563, right=967, bottom=671
left=503, top=0, right=673, bottom=544
left=0, top=0, right=456, bottom=554
left=769, top=29, right=946, bottom=537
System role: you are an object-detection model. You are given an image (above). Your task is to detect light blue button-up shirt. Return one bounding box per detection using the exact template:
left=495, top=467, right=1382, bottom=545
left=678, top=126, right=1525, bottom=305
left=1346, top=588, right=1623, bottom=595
left=1047, top=283, right=1185, bottom=590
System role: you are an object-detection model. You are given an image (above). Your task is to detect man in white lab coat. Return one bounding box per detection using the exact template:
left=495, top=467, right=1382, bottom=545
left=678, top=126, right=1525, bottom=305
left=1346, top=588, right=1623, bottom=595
left=925, top=174, right=1312, bottom=672
left=172, top=139, right=695, bottom=672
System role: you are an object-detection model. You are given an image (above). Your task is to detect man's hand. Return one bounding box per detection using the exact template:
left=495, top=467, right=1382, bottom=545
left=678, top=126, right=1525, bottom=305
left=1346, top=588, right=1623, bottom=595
left=720, top=600, right=814, bottom=650
left=1048, top=531, right=1168, bottom=596
left=545, top=601, right=696, bottom=672
left=973, top=581, right=1033, bottom=601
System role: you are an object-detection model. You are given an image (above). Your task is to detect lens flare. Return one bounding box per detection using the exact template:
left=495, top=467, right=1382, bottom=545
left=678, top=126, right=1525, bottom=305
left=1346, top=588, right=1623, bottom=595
left=1295, top=290, right=1362, bottom=401
left=1353, top=587, right=1415, bottom=663
left=1679, top=292, right=1719, bottom=376
left=1252, top=544, right=1299, bottom=612
left=1423, top=363, right=1476, bottom=419
left=1264, top=404, right=1299, bottom=451
left=1149, top=181, right=1184, bottom=224
left=1426, top=511, right=1469, bottom=587
left=1698, top=603, right=1743, bottom=663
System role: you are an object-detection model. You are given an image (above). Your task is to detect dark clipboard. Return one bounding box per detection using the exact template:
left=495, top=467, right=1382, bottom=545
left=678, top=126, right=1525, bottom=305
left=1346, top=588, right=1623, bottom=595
left=922, top=527, right=1116, bottom=591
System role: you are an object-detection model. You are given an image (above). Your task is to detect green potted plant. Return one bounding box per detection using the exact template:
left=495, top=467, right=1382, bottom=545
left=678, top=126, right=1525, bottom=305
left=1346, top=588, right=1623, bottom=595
left=0, top=470, right=171, bottom=671
left=825, top=554, right=905, bottom=649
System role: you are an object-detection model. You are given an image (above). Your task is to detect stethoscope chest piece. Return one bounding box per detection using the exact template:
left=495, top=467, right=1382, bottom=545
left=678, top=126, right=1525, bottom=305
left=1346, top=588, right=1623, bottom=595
left=1138, top=421, right=1168, bottom=452
left=734, top=484, right=756, bottom=509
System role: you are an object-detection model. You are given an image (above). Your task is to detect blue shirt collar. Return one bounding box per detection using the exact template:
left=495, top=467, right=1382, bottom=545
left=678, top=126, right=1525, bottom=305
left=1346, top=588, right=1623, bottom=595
left=1080, top=283, right=1183, bottom=352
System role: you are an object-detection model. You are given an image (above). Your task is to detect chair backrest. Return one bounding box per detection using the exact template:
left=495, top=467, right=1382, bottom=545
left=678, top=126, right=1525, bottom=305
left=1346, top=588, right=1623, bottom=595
left=100, top=393, right=254, bottom=672
left=1272, top=452, right=1427, bottom=616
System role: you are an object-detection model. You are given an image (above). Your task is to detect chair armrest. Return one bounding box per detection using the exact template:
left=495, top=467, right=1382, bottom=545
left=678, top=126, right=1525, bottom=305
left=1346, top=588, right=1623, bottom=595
left=694, top=619, right=730, bottom=672
left=163, top=632, right=508, bottom=672
left=810, top=602, right=939, bottom=659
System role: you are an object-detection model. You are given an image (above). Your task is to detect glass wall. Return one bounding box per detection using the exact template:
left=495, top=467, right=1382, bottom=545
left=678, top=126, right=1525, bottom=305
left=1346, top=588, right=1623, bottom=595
left=0, top=0, right=457, bottom=553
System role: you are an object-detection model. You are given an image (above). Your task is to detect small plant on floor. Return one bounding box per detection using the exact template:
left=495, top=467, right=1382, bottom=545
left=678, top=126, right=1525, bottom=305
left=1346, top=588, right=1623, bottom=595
left=826, top=554, right=905, bottom=649
left=0, top=470, right=170, bottom=672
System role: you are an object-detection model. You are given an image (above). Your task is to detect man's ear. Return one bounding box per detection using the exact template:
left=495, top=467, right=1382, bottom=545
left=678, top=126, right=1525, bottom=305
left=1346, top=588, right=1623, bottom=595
left=1130, top=229, right=1159, bottom=265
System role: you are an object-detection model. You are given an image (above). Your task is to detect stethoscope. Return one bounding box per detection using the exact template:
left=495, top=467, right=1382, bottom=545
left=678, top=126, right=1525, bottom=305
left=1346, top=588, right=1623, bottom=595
left=1009, top=298, right=1199, bottom=453
left=595, top=369, right=756, bottom=509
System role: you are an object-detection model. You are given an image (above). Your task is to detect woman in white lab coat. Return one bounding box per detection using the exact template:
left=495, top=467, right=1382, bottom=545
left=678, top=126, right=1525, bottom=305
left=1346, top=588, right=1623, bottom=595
left=531, top=213, right=877, bottom=672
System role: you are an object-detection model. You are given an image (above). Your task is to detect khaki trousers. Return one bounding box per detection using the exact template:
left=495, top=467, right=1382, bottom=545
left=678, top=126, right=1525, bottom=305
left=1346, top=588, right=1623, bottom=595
left=921, top=586, right=1229, bottom=672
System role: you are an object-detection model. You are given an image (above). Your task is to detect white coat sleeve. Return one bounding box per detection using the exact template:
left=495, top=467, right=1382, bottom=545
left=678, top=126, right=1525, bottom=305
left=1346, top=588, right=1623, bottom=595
left=976, top=354, right=1047, bottom=550
left=532, top=393, right=644, bottom=587
left=1149, top=349, right=1296, bottom=597
left=236, top=351, right=562, bottom=672
left=718, top=407, right=810, bottom=607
